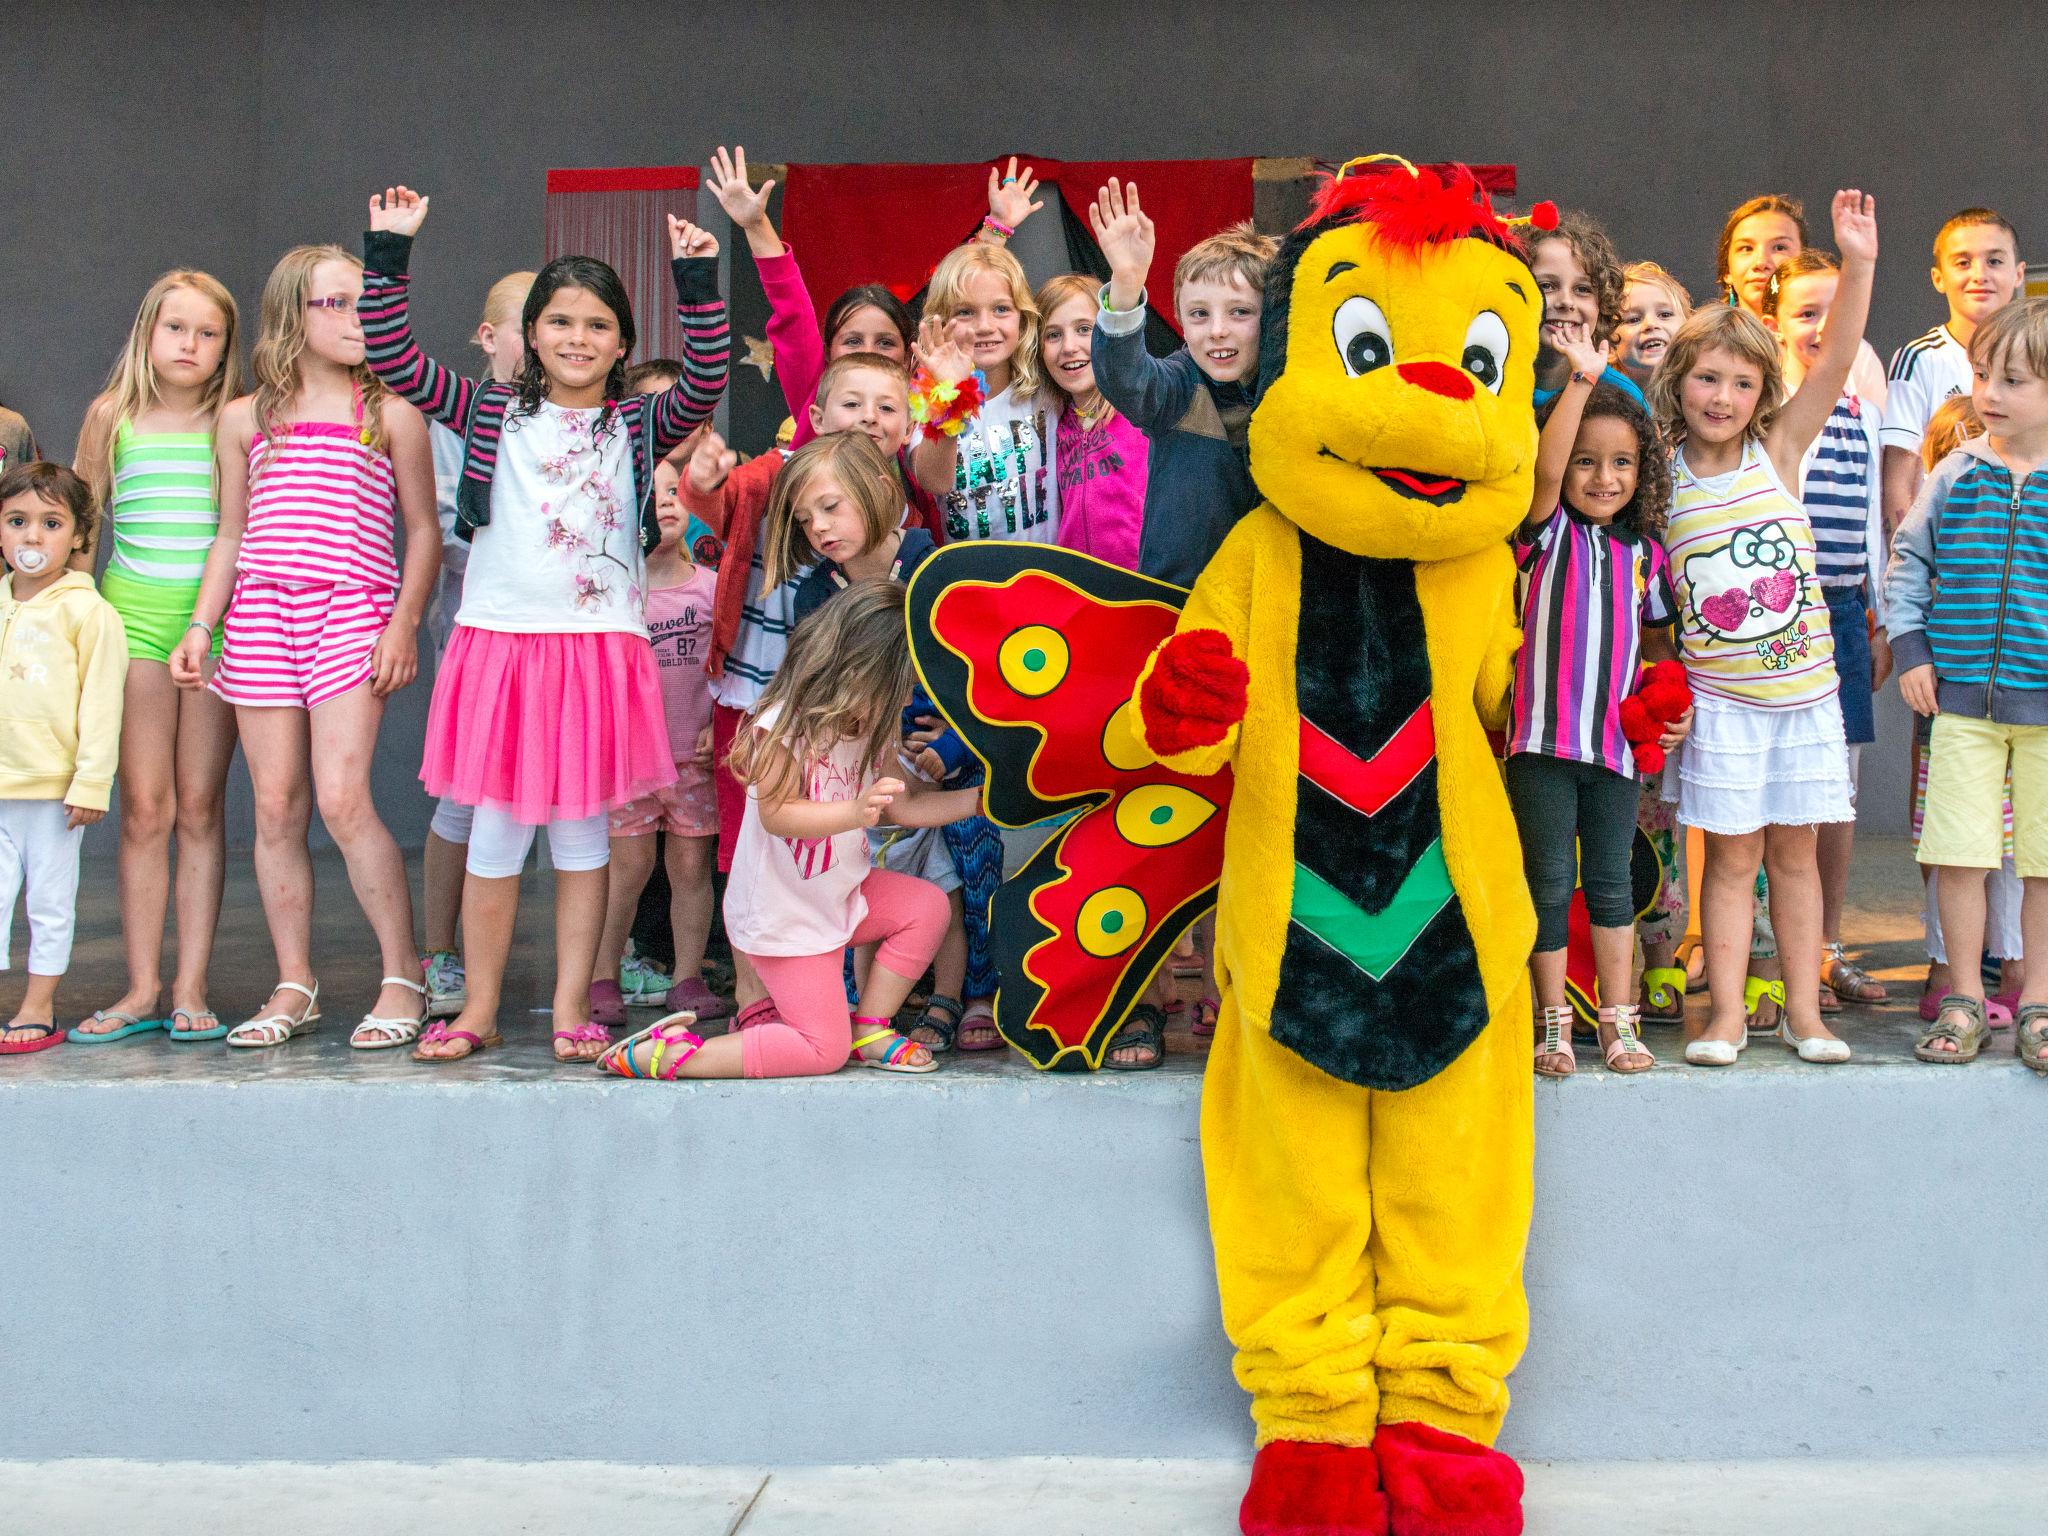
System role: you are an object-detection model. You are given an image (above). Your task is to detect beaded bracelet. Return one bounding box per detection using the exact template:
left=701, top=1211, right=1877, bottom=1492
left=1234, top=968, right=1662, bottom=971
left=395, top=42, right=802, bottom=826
left=981, top=215, right=1015, bottom=239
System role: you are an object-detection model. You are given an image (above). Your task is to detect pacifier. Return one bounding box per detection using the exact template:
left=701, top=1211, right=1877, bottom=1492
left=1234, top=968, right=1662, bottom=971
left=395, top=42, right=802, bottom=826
left=11, top=548, right=48, bottom=574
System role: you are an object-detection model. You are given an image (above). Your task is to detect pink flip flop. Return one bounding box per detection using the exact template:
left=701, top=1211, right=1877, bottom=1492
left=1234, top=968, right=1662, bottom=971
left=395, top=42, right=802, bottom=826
left=410, top=1021, right=502, bottom=1062
left=552, top=1021, right=612, bottom=1059
left=0, top=1021, right=66, bottom=1054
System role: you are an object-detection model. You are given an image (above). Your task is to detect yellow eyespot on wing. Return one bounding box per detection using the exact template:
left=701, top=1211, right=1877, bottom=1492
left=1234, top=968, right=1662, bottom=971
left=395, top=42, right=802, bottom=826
left=1101, top=700, right=1154, bottom=772
left=997, top=625, right=1070, bottom=697
left=1076, top=886, right=1147, bottom=957
left=1113, top=784, right=1219, bottom=847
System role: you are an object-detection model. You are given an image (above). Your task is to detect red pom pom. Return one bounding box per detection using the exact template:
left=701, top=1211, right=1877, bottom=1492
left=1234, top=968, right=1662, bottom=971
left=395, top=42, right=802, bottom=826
left=1633, top=742, right=1666, bottom=776
left=1529, top=200, right=1559, bottom=232
left=1618, top=695, right=1655, bottom=743
left=1637, top=678, right=1690, bottom=722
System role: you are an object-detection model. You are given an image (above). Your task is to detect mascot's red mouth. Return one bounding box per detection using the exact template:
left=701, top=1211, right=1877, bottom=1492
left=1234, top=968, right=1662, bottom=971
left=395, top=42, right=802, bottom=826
left=1373, top=468, right=1468, bottom=505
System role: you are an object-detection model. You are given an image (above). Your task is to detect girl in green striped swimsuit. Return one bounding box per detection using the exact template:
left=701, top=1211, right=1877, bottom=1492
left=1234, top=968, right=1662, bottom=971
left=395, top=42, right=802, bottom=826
left=69, top=271, right=245, bottom=1043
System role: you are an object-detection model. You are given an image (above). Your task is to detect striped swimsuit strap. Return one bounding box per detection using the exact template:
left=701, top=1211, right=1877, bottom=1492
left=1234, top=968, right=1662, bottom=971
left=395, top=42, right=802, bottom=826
left=108, top=420, right=218, bottom=583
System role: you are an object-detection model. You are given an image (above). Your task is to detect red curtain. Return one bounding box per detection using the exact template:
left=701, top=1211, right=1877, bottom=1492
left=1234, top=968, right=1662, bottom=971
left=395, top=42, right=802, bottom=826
left=781, top=157, right=1255, bottom=337
left=544, top=166, right=702, bottom=365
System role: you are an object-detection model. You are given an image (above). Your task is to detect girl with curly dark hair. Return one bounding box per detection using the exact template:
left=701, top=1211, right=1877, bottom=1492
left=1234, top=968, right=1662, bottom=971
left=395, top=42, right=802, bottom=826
left=1509, top=320, right=1683, bottom=1078
left=1527, top=212, right=1637, bottom=409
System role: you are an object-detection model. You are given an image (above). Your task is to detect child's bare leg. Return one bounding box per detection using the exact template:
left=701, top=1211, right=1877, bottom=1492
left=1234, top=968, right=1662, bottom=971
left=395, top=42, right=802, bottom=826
left=1592, top=923, right=1647, bottom=1060
left=595, top=833, right=658, bottom=984
left=2020, top=878, right=2048, bottom=1068
left=168, top=676, right=236, bottom=1017
left=422, top=831, right=467, bottom=954
left=4, top=972, right=62, bottom=1039
left=1764, top=824, right=1834, bottom=1040
left=92, top=662, right=177, bottom=1028
left=552, top=865, right=608, bottom=1059
left=421, top=873, right=518, bottom=1057
left=1699, top=831, right=1764, bottom=1047
left=933, top=891, right=967, bottom=1001
left=237, top=706, right=318, bottom=1022
left=666, top=834, right=716, bottom=980
left=1928, top=864, right=1991, bottom=1055
left=309, top=690, right=419, bottom=1025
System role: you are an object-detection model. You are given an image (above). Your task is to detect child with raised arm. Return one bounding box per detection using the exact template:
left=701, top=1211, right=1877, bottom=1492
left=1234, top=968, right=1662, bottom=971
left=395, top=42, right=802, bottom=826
left=1526, top=214, right=1645, bottom=408
left=1512, top=327, right=1682, bottom=1077
left=0, top=465, right=126, bottom=1053
left=170, top=244, right=439, bottom=1052
left=354, top=185, right=728, bottom=1063
left=707, top=145, right=1042, bottom=449
left=597, top=581, right=980, bottom=1080
left=1039, top=272, right=1149, bottom=571
left=1088, top=179, right=1272, bottom=585
left=69, top=270, right=243, bottom=1043
left=1888, top=298, right=2048, bottom=1072
left=1655, top=190, right=1880, bottom=1068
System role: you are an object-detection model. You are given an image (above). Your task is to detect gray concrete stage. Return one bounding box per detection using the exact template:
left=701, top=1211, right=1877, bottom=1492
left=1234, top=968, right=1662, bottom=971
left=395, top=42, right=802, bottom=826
left=4, top=838, right=2044, bottom=1471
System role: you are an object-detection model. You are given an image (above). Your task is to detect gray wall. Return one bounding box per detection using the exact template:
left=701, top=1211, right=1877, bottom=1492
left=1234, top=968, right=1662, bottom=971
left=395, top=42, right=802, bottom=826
left=9, top=1, right=2043, bottom=844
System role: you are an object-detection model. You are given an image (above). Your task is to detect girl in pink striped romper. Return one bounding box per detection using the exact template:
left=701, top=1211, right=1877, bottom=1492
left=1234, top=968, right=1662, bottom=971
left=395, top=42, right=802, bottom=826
left=173, top=244, right=441, bottom=1051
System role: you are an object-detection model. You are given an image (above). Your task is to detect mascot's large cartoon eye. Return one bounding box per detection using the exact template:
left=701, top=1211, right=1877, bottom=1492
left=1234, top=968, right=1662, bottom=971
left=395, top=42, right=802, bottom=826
left=1461, top=311, right=1510, bottom=395
left=1333, top=296, right=1394, bottom=377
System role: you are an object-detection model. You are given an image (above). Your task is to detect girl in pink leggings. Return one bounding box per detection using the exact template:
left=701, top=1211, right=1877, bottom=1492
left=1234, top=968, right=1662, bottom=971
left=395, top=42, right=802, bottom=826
left=599, top=577, right=981, bottom=1079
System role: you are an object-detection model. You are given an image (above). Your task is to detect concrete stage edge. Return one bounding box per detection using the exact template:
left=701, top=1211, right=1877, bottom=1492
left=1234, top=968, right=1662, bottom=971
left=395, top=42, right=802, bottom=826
left=6, top=1054, right=2042, bottom=1465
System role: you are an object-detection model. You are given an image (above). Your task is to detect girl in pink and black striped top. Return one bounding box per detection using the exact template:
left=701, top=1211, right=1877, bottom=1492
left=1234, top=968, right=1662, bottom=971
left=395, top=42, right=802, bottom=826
left=1506, top=324, right=1682, bottom=1078
left=172, top=243, right=442, bottom=1053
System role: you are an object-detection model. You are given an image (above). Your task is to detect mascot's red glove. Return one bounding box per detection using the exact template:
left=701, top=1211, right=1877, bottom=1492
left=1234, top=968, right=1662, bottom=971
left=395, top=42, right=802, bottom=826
left=1618, top=659, right=1692, bottom=776
left=1139, top=628, right=1249, bottom=757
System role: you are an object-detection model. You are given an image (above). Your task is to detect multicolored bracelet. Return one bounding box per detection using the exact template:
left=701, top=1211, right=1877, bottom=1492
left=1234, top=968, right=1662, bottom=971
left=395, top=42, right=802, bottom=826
left=981, top=215, right=1015, bottom=239
left=909, top=367, right=987, bottom=436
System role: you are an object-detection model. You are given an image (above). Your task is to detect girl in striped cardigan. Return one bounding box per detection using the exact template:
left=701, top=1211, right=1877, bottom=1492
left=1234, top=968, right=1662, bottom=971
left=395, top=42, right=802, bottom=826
left=357, top=185, right=730, bottom=1063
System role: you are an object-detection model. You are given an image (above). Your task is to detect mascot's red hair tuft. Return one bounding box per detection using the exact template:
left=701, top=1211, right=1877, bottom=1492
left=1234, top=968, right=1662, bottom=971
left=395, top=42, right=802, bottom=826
left=1302, top=157, right=1558, bottom=253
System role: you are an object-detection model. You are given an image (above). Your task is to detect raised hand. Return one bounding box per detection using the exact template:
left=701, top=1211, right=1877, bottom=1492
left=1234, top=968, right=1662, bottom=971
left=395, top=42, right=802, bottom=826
left=987, top=157, right=1045, bottom=231
left=369, top=186, right=429, bottom=237
left=1549, top=319, right=1610, bottom=382
left=1089, top=180, right=1155, bottom=290
left=708, top=145, right=776, bottom=230
left=687, top=426, right=738, bottom=494
left=1832, top=189, right=1878, bottom=266
left=669, top=215, right=719, bottom=261
left=854, top=776, right=905, bottom=829
left=912, top=314, right=975, bottom=385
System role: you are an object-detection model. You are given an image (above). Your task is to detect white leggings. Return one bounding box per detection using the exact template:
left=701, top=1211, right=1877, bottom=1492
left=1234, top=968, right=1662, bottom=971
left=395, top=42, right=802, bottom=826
left=429, top=796, right=475, bottom=844
left=464, top=802, right=610, bottom=879
left=0, top=800, right=85, bottom=975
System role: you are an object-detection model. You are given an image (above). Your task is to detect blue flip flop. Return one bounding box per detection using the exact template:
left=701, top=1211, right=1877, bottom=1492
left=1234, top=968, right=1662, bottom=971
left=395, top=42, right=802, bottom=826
left=67, top=1009, right=166, bottom=1043
left=166, top=1008, right=228, bottom=1043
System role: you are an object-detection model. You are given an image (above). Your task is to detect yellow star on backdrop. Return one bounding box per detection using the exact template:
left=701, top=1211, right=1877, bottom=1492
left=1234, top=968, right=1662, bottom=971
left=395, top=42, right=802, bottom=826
left=742, top=336, right=775, bottom=381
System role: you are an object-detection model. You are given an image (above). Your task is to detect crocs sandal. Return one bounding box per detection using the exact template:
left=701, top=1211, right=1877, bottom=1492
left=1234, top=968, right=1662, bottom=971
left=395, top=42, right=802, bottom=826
left=1916, top=994, right=1990, bottom=1064
left=1987, top=992, right=2018, bottom=1029
left=907, top=993, right=963, bottom=1052
left=350, top=976, right=429, bottom=1050
left=1640, top=966, right=1687, bottom=1027
left=850, top=1020, right=938, bottom=1074
left=2017, top=1003, right=2048, bottom=1077
left=664, top=974, right=732, bottom=1024
left=1535, top=1005, right=1576, bottom=1077
left=410, top=1020, right=502, bottom=1062
left=1191, top=996, right=1219, bottom=1038
left=598, top=1014, right=704, bottom=1079
left=68, top=1009, right=165, bottom=1044
left=226, top=981, right=320, bottom=1049
left=0, top=1021, right=67, bottom=1054
left=167, top=1008, right=227, bottom=1042
left=730, top=997, right=779, bottom=1031
left=552, top=1021, right=612, bottom=1061
left=1104, top=1004, right=1165, bottom=1071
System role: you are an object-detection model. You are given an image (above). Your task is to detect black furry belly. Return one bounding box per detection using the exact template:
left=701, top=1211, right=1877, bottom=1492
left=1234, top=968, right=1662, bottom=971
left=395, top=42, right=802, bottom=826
left=1269, top=538, right=1488, bottom=1090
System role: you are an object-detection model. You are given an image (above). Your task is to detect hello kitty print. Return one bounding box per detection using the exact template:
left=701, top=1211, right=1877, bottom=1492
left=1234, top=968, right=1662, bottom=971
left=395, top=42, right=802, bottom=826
left=1666, top=442, right=1839, bottom=710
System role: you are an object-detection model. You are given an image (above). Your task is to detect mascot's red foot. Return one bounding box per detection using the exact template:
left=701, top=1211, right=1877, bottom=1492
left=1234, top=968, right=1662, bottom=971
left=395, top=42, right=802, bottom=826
left=1374, top=1422, right=1523, bottom=1536
left=1239, top=1439, right=1390, bottom=1536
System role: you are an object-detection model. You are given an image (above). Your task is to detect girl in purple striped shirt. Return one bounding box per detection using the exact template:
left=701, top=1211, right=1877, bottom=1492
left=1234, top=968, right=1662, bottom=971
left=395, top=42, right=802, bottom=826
left=1509, top=323, right=1684, bottom=1076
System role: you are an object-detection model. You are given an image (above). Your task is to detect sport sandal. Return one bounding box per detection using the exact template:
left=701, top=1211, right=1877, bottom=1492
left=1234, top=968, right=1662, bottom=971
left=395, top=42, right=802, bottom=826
left=1599, top=1002, right=1654, bottom=1073
left=2016, top=1003, right=2048, bottom=1077
left=1640, top=966, right=1687, bottom=1027
left=1916, top=994, right=1990, bottom=1064
left=597, top=1013, right=703, bottom=1079
left=850, top=1019, right=938, bottom=1074
left=350, top=975, right=430, bottom=1050
left=1534, top=1005, right=1576, bottom=1077
left=226, top=981, right=320, bottom=1049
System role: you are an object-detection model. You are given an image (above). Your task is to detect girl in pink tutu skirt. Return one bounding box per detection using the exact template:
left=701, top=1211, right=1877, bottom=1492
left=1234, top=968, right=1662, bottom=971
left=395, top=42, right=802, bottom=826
left=358, top=185, right=729, bottom=1061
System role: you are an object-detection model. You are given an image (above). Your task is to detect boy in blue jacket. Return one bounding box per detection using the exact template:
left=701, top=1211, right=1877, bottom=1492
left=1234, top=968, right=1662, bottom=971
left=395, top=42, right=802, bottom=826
left=1088, top=179, right=1276, bottom=587
left=1887, top=296, right=2048, bottom=1072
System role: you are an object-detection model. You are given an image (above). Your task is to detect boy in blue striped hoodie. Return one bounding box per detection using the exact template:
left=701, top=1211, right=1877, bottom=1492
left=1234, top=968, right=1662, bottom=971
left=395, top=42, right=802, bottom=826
left=1887, top=296, right=2048, bottom=1071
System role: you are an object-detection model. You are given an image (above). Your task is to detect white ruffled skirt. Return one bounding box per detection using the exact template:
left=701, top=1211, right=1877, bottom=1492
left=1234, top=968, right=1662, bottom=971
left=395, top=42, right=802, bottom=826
left=1663, top=692, right=1855, bottom=835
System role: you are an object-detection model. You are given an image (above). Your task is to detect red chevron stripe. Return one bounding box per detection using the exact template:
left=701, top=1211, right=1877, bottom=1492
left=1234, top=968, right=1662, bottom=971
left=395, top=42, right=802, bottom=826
left=1298, top=702, right=1434, bottom=816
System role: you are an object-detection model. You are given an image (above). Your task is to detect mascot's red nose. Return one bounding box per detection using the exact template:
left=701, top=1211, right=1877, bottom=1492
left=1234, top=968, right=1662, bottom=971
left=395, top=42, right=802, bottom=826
left=1396, top=361, right=1475, bottom=401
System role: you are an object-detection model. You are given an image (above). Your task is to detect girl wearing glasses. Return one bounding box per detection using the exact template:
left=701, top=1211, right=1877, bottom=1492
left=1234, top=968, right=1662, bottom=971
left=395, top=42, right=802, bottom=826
left=171, top=244, right=440, bottom=1051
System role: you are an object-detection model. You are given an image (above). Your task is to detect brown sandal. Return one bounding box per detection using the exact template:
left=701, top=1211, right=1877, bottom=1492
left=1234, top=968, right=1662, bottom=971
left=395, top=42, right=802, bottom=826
left=2016, top=1004, right=2048, bottom=1077
left=1915, top=995, right=1989, bottom=1064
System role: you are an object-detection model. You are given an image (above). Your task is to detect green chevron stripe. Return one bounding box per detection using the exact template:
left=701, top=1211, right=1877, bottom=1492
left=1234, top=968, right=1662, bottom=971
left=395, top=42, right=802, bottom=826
left=1290, top=839, right=1455, bottom=982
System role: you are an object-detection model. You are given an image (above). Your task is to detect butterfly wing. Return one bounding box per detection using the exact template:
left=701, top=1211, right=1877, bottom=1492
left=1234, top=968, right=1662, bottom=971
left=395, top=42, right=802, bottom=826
left=907, top=543, right=1233, bottom=1069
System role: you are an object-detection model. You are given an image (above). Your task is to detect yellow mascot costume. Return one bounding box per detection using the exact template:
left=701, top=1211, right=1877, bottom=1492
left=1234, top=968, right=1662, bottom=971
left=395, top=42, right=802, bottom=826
left=905, top=155, right=1547, bottom=1536
left=1131, top=157, right=1543, bottom=1536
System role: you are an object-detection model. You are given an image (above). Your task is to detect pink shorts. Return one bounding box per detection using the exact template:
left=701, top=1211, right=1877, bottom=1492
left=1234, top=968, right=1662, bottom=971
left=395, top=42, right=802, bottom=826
left=608, top=763, right=719, bottom=838
left=211, top=578, right=394, bottom=710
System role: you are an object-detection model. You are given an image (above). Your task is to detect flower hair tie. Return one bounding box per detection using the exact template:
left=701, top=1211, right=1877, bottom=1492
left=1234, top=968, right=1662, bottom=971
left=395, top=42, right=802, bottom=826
left=909, top=367, right=986, bottom=437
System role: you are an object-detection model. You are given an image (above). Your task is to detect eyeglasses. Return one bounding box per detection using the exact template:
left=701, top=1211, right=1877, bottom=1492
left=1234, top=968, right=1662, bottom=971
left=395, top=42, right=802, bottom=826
left=305, top=296, right=359, bottom=315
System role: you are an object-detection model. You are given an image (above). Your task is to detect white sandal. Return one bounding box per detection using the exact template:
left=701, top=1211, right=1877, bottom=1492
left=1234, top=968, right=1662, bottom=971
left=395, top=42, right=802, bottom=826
left=349, top=975, right=430, bottom=1051
left=226, top=981, right=321, bottom=1049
